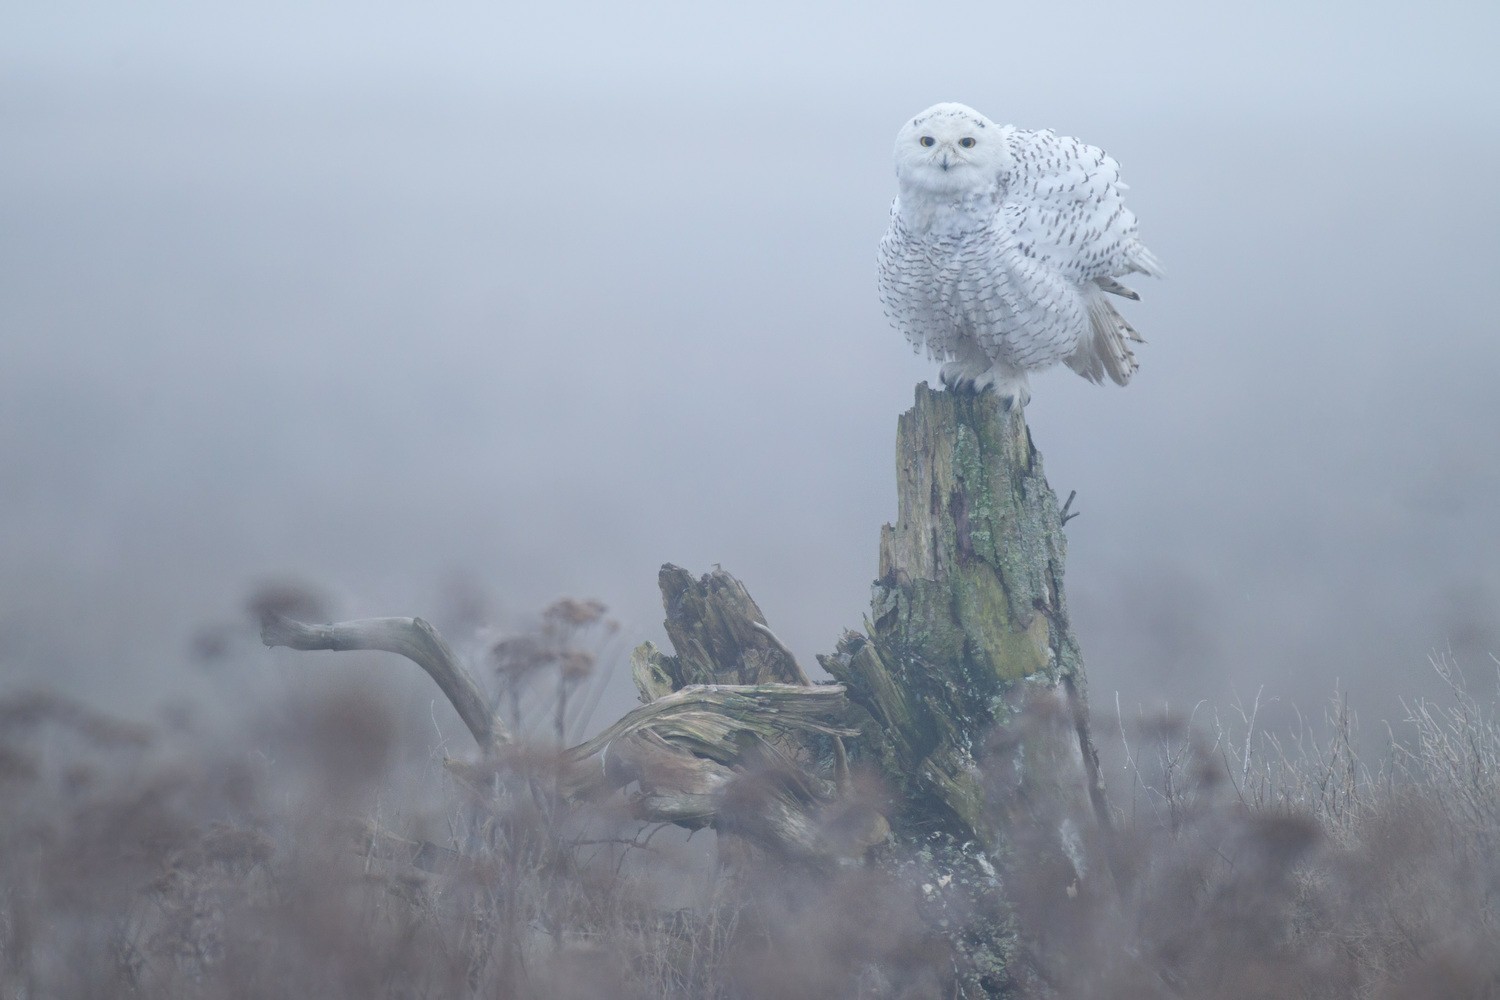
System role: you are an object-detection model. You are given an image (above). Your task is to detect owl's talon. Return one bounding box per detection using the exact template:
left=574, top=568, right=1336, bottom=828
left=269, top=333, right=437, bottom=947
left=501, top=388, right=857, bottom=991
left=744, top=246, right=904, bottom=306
left=940, top=361, right=986, bottom=392
left=997, top=386, right=1031, bottom=411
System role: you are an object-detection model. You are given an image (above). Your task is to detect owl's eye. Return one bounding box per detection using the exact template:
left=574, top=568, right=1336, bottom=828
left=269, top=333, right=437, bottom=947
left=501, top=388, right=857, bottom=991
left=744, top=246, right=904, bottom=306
left=959, top=137, right=977, bottom=148
left=919, top=136, right=935, bottom=147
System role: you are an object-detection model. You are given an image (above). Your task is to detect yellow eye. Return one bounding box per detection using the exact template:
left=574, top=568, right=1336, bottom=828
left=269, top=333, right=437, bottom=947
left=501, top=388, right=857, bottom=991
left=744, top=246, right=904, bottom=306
left=959, top=137, right=976, bottom=148
left=919, top=136, right=935, bottom=147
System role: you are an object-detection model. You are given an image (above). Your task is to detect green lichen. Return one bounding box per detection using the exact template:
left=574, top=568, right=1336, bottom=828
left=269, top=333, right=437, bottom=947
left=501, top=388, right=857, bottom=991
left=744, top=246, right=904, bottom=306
left=952, top=562, right=1051, bottom=684
left=630, top=640, right=680, bottom=703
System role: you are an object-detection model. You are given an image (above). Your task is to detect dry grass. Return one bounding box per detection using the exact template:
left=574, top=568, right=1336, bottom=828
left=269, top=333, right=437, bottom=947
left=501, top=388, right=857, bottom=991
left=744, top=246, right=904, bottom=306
left=4, top=610, right=1500, bottom=998
left=1061, top=652, right=1500, bottom=999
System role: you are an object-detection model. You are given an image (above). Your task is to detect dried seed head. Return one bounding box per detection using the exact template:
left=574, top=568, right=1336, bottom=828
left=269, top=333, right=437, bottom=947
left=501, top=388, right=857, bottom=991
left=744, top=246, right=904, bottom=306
left=543, top=598, right=608, bottom=628
left=490, top=635, right=556, bottom=679
left=244, top=580, right=331, bottom=626
left=560, top=650, right=597, bottom=683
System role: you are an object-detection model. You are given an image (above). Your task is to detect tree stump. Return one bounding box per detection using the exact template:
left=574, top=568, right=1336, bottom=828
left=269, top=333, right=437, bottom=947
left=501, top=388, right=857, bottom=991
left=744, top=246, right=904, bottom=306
left=262, top=382, right=1111, bottom=997
left=822, top=383, right=1110, bottom=995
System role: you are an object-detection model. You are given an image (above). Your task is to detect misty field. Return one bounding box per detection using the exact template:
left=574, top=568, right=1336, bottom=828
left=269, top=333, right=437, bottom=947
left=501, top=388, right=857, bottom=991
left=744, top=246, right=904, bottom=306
left=4, top=583, right=1498, bottom=998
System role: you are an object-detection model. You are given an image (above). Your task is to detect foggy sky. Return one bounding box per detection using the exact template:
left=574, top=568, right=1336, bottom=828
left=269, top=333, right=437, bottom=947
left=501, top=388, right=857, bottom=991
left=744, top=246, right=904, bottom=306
left=3, top=0, right=1498, bottom=739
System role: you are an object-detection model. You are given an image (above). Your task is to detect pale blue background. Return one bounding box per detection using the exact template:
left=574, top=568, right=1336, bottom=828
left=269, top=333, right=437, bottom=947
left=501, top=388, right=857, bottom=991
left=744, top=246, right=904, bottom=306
left=4, top=0, right=1497, bottom=735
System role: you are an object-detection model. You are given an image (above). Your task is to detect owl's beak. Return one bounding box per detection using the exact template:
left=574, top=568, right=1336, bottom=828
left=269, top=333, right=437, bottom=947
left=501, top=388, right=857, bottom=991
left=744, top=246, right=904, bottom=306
left=940, top=154, right=950, bottom=171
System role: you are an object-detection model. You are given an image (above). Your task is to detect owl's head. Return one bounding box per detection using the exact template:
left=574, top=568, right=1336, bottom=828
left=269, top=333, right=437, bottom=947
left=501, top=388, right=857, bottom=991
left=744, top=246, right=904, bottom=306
left=894, top=103, right=1009, bottom=195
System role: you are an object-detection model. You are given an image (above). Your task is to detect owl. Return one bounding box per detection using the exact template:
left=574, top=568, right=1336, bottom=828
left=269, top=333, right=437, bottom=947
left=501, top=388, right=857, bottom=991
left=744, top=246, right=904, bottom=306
left=877, top=102, right=1162, bottom=408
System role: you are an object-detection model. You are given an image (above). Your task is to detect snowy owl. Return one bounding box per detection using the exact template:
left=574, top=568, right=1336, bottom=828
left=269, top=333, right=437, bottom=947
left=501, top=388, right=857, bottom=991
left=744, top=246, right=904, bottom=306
left=877, top=102, right=1162, bottom=409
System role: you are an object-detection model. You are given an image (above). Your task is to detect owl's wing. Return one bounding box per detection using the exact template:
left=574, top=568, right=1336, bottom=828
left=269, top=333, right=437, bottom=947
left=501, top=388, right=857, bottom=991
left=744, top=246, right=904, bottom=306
left=1000, top=128, right=1160, bottom=283
left=959, top=245, right=1089, bottom=372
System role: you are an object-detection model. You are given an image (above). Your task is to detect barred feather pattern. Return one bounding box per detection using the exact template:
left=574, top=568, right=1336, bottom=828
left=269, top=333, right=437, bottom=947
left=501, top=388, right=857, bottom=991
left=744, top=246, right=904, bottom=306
left=877, top=103, right=1160, bottom=404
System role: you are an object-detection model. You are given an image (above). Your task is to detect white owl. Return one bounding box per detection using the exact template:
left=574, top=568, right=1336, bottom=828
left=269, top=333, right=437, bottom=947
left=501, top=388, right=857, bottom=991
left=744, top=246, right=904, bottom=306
left=877, top=102, right=1162, bottom=408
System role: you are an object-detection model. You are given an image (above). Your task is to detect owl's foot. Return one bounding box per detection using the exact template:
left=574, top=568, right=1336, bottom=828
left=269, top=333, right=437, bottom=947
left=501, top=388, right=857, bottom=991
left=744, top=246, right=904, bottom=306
left=939, top=360, right=988, bottom=392
left=980, top=370, right=1031, bottom=411
left=940, top=363, right=1030, bottom=410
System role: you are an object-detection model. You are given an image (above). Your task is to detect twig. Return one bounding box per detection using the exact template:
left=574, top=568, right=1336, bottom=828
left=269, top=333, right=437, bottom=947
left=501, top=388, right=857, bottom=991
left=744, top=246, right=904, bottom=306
left=1060, top=489, right=1081, bottom=525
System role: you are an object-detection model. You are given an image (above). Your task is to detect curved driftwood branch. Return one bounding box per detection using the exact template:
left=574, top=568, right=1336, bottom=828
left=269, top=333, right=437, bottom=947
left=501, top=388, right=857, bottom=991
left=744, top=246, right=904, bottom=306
left=569, top=682, right=857, bottom=767
left=261, top=614, right=509, bottom=754
left=558, top=682, right=879, bottom=856
left=262, top=607, right=876, bottom=858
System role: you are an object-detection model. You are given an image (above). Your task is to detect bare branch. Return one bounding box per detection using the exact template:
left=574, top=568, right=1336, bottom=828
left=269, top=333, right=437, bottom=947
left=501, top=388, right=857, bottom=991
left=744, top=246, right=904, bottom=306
left=261, top=614, right=508, bottom=754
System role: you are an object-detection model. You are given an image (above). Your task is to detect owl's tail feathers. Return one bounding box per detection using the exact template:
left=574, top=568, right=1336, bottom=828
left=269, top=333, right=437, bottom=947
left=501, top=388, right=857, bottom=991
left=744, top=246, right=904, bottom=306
left=1095, top=276, right=1140, bottom=301
left=1067, top=293, right=1143, bottom=387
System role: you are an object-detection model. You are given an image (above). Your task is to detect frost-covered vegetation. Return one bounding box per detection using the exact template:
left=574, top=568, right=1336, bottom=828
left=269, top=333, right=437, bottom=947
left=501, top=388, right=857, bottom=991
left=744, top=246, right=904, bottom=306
left=3, top=599, right=1498, bottom=999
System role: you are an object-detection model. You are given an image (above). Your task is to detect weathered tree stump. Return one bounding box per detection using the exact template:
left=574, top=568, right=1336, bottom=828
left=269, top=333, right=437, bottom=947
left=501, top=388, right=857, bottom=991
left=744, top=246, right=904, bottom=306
left=826, top=385, right=1093, bottom=832
left=824, top=384, right=1111, bottom=995
left=262, top=382, right=1110, bottom=997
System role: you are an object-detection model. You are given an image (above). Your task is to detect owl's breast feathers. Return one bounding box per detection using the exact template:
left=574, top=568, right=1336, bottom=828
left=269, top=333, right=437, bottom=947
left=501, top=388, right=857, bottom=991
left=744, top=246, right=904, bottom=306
left=877, top=202, right=998, bottom=362
left=879, top=177, right=1077, bottom=372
